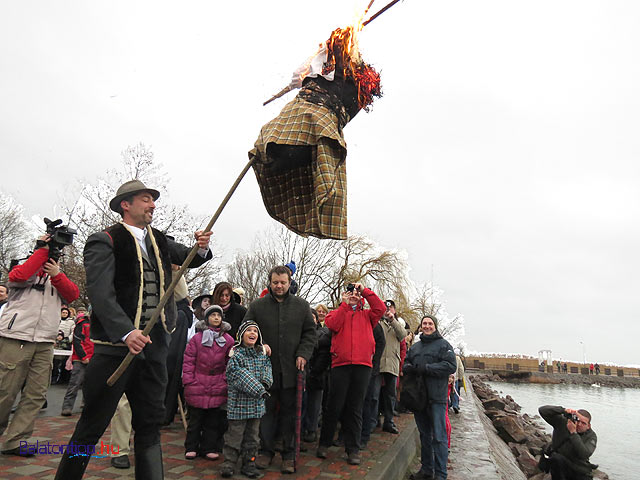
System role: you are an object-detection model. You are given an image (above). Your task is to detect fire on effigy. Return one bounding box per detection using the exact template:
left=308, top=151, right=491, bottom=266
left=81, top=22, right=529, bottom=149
left=249, top=6, right=389, bottom=240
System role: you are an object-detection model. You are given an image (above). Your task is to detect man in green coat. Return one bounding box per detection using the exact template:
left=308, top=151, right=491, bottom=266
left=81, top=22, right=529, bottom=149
left=243, top=265, right=316, bottom=474
left=539, top=405, right=597, bottom=479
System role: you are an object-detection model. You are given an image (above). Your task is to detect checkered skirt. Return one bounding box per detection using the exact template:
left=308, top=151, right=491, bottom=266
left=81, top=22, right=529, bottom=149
left=249, top=96, right=348, bottom=240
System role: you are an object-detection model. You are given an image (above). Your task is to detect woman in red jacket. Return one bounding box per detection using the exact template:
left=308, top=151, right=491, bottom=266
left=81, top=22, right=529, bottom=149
left=316, top=283, right=385, bottom=465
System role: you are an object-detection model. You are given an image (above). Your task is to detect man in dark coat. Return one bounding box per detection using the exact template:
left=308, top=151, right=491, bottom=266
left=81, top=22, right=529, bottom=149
left=243, top=265, right=316, bottom=474
left=162, top=273, right=192, bottom=425
left=55, top=180, right=213, bottom=480
left=302, top=309, right=331, bottom=443
left=404, top=315, right=456, bottom=480
left=360, top=321, right=386, bottom=447
left=539, top=405, right=597, bottom=479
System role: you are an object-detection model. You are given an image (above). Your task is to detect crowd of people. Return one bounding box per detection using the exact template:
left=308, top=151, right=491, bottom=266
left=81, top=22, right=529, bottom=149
left=0, top=179, right=470, bottom=480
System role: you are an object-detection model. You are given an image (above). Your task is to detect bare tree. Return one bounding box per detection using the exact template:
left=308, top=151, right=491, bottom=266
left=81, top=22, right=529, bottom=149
left=0, top=191, right=33, bottom=281
left=323, top=236, right=410, bottom=309
left=225, top=227, right=411, bottom=310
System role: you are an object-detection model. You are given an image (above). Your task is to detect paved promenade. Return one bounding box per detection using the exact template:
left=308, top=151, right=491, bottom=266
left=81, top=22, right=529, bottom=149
left=0, top=384, right=415, bottom=480
left=1, top=376, right=523, bottom=479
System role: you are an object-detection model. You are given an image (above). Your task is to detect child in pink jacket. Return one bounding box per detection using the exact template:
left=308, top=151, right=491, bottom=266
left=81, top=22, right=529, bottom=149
left=183, top=304, right=234, bottom=459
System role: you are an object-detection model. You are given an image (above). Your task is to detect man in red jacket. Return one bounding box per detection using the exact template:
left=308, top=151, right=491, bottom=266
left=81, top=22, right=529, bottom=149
left=61, top=309, right=94, bottom=416
left=316, top=283, right=385, bottom=465
left=0, top=235, right=79, bottom=456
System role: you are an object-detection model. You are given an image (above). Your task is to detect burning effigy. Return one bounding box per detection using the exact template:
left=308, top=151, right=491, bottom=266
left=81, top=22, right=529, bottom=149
left=249, top=21, right=383, bottom=240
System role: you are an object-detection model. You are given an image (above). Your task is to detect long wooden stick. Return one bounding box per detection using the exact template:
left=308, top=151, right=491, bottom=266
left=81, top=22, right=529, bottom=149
left=362, top=0, right=402, bottom=27
left=177, top=394, right=188, bottom=432
left=107, top=157, right=255, bottom=386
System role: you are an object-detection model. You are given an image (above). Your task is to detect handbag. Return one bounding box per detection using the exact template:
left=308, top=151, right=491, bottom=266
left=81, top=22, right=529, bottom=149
left=399, top=369, right=428, bottom=413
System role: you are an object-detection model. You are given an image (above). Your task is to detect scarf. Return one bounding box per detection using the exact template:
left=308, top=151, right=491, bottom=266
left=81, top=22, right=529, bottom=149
left=202, top=328, right=227, bottom=347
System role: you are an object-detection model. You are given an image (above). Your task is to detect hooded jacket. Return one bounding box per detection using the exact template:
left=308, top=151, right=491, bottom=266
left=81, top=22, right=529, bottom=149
left=182, top=320, right=234, bottom=409
left=226, top=342, right=273, bottom=420
left=0, top=248, right=79, bottom=343
left=325, top=288, right=386, bottom=369
left=404, top=331, right=456, bottom=404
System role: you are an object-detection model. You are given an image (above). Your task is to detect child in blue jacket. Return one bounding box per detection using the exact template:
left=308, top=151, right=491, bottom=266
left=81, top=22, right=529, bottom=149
left=220, top=320, right=272, bottom=479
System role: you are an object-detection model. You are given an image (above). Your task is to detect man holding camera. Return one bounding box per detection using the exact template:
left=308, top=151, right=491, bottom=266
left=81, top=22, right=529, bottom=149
left=378, top=299, right=407, bottom=434
left=0, top=236, right=79, bottom=456
left=55, top=179, right=213, bottom=479
left=539, top=405, right=597, bottom=480
left=317, top=282, right=385, bottom=465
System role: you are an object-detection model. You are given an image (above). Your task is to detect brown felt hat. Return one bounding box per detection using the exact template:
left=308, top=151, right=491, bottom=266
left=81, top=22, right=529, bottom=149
left=109, top=180, right=160, bottom=213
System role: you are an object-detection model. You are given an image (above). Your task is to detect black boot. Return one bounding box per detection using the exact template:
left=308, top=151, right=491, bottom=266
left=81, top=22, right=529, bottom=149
left=54, top=450, right=91, bottom=480
left=134, top=443, right=164, bottom=480
left=241, top=451, right=263, bottom=479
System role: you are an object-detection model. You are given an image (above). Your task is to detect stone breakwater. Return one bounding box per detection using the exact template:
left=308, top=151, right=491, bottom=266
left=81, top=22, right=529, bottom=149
left=470, top=375, right=609, bottom=480
left=481, top=370, right=640, bottom=389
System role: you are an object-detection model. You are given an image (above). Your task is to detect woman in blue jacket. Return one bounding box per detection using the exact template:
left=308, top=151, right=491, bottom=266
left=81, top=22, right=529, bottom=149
left=403, top=315, right=456, bottom=480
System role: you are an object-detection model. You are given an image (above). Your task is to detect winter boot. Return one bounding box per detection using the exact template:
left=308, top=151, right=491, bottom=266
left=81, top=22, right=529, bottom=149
left=241, top=451, right=263, bottom=478
left=220, top=460, right=235, bottom=478
left=54, top=450, right=91, bottom=480
left=133, top=443, right=164, bottom=480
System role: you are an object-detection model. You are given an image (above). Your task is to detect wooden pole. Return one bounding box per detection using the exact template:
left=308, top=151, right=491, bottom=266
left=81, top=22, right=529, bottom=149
left=177, top=394, right=188, bottom=432
left=106, top=157, right=255, bottom=386
left=362, top=0, right=402, bottom=27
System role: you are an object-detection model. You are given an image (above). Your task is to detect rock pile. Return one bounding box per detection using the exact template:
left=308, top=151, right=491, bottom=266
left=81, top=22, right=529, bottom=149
left=470, top=375, right=609, bottom=480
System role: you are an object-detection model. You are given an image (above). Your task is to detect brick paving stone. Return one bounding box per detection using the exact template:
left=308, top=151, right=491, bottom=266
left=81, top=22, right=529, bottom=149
left=7, top=464, right=51, bottom=475
left=0, top=407, right=419, bottom=479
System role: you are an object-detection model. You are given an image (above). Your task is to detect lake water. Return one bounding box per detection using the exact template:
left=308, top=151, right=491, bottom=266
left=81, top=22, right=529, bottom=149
left=487, top=381, right=639, bottom=480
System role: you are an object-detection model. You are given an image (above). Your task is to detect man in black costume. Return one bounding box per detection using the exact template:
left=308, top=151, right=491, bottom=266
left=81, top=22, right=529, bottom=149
left=55, top=180, right=213, bottom=480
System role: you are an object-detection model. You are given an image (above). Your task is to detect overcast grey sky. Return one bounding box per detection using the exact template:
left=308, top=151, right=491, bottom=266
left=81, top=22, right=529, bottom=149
left=1, top=1, right=638, bottom=366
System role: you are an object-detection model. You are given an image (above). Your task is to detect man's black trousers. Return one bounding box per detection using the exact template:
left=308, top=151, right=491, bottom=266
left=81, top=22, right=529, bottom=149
left=549, top=453, right=591, bottom=480
left=55, top=326, right=169, bottom=477
left=319, top=364, right=371, bottom=454
left=259, top=386, right=296, bottom=460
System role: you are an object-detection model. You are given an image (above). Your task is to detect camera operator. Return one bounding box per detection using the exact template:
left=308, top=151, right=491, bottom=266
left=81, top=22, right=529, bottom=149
left=0, top=234, right=79, bottom=456
left=539, top=405, right=597, bottom=480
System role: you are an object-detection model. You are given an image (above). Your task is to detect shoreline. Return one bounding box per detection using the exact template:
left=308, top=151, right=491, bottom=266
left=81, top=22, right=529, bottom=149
left=469, top=369, right=640, bottom=389
left=469, top=374, right=610, bottom=480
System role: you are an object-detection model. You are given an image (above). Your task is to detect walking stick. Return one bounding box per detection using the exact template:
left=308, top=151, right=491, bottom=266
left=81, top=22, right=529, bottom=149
left=107, top=158, right=255, bottom=386
left=294, top=370, right=304, bottom=471
left=177, top=394, right=188, bottom=432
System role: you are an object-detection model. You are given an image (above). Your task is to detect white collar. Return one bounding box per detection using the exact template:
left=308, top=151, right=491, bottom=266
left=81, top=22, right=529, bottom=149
left=123, top=223, right=148, bottom=255
left=124, top=223, right=147, bottom=240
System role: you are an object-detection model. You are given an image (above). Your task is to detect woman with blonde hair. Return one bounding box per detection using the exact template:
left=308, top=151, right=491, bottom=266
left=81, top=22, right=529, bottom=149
left=315, top=304, right=329, bottom=325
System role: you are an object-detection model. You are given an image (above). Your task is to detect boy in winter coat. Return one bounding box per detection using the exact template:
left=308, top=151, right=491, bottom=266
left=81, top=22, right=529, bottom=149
left=220, top=320, right=272, bottom=479
left=183, top=305, right=234, bottom=460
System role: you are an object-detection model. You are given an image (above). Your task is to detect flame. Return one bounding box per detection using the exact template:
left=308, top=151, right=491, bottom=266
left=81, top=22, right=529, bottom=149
left=322, top=12, right=382, bottom=111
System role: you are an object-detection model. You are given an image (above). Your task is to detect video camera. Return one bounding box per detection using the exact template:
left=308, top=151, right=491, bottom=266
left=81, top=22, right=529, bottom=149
left=41, top=217, right=76, bottom=262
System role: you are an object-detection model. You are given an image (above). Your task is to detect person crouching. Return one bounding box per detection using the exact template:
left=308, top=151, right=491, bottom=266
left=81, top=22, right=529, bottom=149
left=183, top=305, right=234, bottom=460
left=220, top=321, right=273, bottom=479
